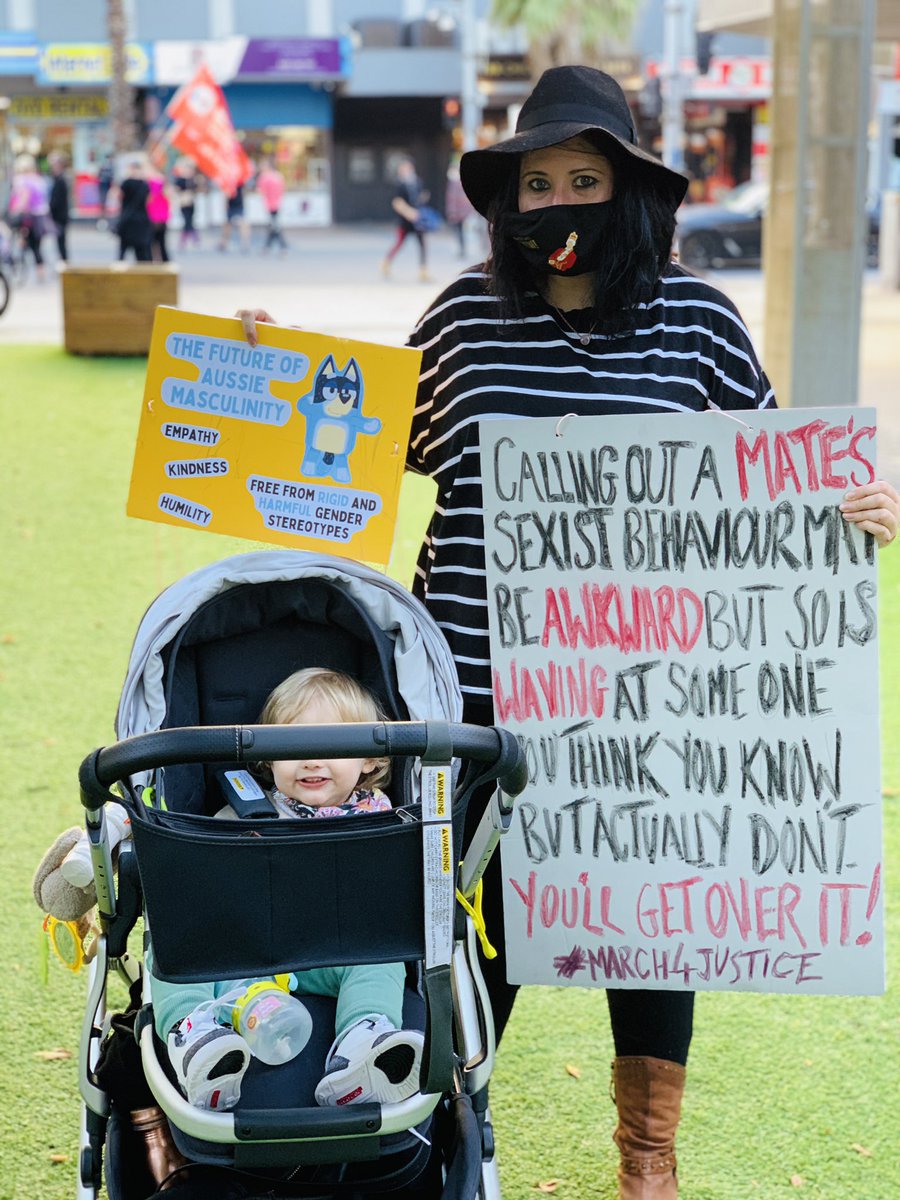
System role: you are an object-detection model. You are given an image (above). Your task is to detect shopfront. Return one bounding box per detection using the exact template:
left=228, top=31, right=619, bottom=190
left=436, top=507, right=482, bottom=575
left=5, top=93, right=113, bottom=216
left=645, top=55, right=772, bottom=201
left=1, top=37, right=152, bottom=217
left=219, top=82, right=333, bottom=226
left=153, top=38, right=347, bottom=227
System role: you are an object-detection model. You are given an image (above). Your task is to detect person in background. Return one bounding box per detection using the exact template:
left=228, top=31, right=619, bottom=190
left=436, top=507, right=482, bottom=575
left=444, top=161, right=474, bottom=259
left=7, top=154, right=49, bottom=281
left=381, top=157, right=430, bottom=282
left=173, top=157, right=200, bottom=250
left=97, top=156, right=114, bottom=230
left=218, top=181, right=250, bottom=253
left=256, top=159, right=288, bottom=253
left=48, top=152, right=70, bottom=263
left=146, top=169, right=172, bottom=263
left=234, top=64, right=900, bottom=1199
left=115, top=158, right=152, bottom=262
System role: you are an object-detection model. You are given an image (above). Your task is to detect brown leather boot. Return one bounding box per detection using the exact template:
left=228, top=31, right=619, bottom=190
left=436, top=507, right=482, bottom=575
left=611, top=1056, right=685, bottom=1198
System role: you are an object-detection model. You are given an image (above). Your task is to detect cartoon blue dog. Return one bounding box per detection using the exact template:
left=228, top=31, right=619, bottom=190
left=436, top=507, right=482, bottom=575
left=296, top=355, right=381, bottom=483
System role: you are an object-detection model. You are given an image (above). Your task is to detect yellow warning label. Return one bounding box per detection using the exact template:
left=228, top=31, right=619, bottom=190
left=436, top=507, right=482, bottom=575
left=440, top=826, right=452, bottom=874
left=435, top=770, right=446, bottom=818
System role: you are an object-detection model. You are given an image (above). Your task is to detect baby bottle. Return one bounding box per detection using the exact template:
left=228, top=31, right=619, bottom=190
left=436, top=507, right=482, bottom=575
left=61, top=802, right=132, bottom=888
left=231, top=978, right=312, bottom=1066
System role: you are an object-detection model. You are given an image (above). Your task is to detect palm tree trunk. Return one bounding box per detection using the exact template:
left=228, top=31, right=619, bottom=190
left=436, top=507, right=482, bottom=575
left=107, top=0, right=137, bottom=153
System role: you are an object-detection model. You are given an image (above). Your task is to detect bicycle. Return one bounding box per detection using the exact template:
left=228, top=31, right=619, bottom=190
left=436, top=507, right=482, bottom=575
left=2, top=217, right=33, bottom=285
left=0, top=220, right=19, bottom=314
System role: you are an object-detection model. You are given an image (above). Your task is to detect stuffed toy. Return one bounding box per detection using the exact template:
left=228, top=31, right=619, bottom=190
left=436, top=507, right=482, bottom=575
left=32, top=826, right=98, bottom=921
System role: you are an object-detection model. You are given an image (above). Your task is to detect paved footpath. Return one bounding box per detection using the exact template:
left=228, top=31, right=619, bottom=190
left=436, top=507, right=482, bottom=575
left=3, top=221, right=899, bottom=478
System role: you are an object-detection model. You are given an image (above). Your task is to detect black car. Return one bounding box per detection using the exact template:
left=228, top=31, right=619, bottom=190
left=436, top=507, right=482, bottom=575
left=675, top=181, right=879, bottom=269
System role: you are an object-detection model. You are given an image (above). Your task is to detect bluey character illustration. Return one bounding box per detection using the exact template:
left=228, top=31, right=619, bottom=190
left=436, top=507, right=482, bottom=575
left=296, top=355, right=381, bottom=483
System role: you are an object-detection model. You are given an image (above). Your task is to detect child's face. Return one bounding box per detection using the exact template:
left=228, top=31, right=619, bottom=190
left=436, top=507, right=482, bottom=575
left=270, top=697, right=377, bottom=809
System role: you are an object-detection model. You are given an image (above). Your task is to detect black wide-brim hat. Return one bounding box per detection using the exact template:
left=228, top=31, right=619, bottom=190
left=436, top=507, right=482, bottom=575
left=460, top=65, right=688, bottom=217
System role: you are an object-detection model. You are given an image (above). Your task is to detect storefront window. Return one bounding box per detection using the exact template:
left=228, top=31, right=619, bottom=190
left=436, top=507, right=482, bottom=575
left=238, top=125, right=329, bottom=191
left=6, top=95, right=113, bottom=217
left=348, top=146, right=376, bottom=185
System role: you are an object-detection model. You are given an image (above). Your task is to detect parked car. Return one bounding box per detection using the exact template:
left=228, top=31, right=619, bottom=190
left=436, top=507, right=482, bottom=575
left=675, top=180, right=880, bottom=269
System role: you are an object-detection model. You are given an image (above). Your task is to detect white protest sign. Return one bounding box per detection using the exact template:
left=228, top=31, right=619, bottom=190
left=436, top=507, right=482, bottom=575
left=480, top=409, right=884, bottom=994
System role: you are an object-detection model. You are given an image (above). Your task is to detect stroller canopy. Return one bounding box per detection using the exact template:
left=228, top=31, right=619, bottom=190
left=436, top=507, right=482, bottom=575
left=116, top=551, right=463, bottom=740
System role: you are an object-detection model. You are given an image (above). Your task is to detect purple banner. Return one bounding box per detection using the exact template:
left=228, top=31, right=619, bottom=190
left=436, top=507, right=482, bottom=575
left=237, top=37, right=349, bottom=80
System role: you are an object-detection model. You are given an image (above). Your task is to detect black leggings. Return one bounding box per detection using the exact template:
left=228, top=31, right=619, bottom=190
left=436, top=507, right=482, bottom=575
left=463, top=700, right=695, bottom=1066
left=23, top=222, right=44, bottom=266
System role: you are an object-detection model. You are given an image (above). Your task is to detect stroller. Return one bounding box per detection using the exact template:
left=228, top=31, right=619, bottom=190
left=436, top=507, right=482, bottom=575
left=74, top=551, right=525, bottom=1200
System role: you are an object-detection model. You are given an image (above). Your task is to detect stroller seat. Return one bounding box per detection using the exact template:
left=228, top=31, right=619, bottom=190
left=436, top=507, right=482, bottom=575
left=76, top=552, right=525, bottom=1200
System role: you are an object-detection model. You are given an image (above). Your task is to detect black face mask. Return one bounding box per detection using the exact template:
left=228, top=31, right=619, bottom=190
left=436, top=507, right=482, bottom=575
left=505, top=201, right=615, bottom=277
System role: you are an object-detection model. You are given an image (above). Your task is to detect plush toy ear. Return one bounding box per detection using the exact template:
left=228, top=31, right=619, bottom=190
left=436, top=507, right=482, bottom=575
left=33, top=827, right=98, bottom=921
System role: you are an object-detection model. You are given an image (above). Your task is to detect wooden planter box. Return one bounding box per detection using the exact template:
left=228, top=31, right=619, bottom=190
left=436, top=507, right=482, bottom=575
left=60, top=263, right=180, bottom=356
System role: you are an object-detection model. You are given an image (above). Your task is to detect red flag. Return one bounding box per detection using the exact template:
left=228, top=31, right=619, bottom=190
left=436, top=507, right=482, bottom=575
left=166, top=63, right=253, bottom=197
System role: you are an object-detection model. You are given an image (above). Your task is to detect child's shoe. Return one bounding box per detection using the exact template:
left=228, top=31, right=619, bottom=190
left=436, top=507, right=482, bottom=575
left=314, top=1014, right=424, bottom=1107
left=167, top=1006, right=251, bottom=1111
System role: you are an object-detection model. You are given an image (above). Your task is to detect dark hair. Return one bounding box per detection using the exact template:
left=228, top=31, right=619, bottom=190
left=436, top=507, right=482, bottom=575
left=484, top=141, right=677, bottom=335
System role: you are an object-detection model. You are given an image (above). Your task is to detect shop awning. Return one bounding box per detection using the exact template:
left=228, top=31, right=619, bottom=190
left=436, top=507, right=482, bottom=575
left=697, top=0, right=900, bottom=41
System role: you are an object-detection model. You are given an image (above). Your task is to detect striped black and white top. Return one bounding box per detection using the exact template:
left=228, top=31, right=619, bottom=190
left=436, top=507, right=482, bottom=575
left=405, top=263, right=776, bottom=701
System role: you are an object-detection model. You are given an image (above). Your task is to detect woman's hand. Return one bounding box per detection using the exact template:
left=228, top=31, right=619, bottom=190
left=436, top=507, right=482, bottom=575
left=234, top=308, right=278, bottom=348
left=839, top=480, right=900, bottom=548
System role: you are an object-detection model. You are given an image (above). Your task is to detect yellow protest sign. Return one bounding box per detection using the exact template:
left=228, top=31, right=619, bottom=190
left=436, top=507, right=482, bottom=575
left=127, top=308, right=421, bottom=567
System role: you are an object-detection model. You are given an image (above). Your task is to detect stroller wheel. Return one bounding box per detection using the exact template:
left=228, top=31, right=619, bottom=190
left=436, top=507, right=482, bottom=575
left=79, top=1143, right=101, bottom=1192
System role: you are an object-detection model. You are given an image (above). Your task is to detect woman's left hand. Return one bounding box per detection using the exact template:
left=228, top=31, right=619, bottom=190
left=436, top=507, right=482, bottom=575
left=839, top=480, right=900, bottom=548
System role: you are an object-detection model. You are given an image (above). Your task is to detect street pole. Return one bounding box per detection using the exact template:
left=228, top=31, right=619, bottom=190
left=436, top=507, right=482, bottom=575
left=763, top=0, right=876, bottom=406
left=661, top=0, right=686, bottom=172
left=459, top=0, right=480, bottom=153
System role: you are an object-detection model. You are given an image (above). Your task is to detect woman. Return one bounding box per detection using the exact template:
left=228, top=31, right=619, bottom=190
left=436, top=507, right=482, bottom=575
left=218, top=181, right=249, bottom=253
left=8, top=154, right=49, bottom=281
left=115, top=158, right=152, bottom=262
left=257, top=158, right=288, bottom=253
left=173, top=157, right=200, bottom=250
left=47, top=151, right=70, bottom=262
left=237, top=66, right=898, bottom=1198
left=146, top=169, right=172, bottom=263
left=381, top=156, right=431, bottom=282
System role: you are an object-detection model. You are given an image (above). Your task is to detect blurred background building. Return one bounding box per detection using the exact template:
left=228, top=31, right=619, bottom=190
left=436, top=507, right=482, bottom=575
left=0, top=0, right=897, bottom=235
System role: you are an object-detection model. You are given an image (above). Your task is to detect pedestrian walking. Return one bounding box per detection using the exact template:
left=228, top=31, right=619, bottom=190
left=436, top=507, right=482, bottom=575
left=381, top=157, right=431, bottom=281
left=48, top=152, right=70, bottom=263
left=146, top=170, right=172, bottom=263
left=444, top=161, right=474, bottom=259
left=256, top=160, right=287, bottom=253
left=115, top=158, right=152, bottom=262
left=7, top=154, right=50, bottom=282
left=218, top=182, right=250, bottom=253
left=97, top=156, right=114, bottom=230
left=173, top=157, right=200, bottom=250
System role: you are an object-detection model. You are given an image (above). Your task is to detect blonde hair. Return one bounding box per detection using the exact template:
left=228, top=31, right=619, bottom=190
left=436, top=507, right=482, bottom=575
left=258, top=667, right=391, bottom=791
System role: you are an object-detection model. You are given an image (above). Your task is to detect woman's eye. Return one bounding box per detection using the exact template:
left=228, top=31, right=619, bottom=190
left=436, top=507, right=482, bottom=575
left=574, top=174, right=599, bottom=189
left=525, top=177, right=550, bottom=191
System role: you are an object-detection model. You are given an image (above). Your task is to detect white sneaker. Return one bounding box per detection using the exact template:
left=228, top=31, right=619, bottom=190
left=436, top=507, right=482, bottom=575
left=314, top=1014, right=425, bottom=1107
left=166, top=1006, right=251, bottom=1111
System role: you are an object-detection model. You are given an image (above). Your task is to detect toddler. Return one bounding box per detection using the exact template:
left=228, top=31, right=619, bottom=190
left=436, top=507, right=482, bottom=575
left=151, top=667, right=424, bottom=1112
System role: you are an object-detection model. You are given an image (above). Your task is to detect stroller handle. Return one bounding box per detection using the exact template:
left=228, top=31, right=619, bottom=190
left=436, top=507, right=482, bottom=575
left=80, top=720, right=528, bottom=811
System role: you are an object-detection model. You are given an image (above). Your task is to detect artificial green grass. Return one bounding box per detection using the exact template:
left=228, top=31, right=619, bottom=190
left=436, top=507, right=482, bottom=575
left=1, top=346, right=897, bottom=1198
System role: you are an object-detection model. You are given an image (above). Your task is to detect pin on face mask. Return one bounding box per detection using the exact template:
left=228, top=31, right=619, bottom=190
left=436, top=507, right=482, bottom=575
left=505, top=201, right=616, bottom=276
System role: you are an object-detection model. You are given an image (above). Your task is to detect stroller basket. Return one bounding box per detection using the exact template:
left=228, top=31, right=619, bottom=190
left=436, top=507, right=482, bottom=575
left=80, top=720, right=524, bottom=984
